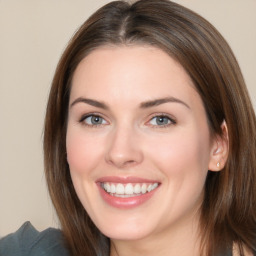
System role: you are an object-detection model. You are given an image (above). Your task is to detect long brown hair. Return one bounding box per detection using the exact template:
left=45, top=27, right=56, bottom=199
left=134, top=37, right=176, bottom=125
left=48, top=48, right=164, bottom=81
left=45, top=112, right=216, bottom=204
left=44, top=0, right=256, bottom=255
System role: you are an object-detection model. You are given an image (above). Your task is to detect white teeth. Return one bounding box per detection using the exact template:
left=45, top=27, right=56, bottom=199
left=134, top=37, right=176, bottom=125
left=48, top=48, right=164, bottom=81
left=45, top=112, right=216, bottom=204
left=152, top=183, right=158, bottom=190
left=104, top=183, right=111, bottom=193
left=102, top=182, right=159, bottom=196
left=147, top=184, right=152, bottom=192
left=134, top=183, right=141, bottom=194
left=110, top=184, right=116, bottom=193
left=125, top=183, right=133, bottom=195
left=141, top=184, right=147, bottom=194
left=116, top=184, right=125, bottom=194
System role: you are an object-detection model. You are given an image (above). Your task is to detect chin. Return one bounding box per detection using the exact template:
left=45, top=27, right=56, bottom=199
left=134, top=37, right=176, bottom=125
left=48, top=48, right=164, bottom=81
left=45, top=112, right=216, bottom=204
left=102, top=226, right=152, bottom=241
left=92, top=212, right=155, bottom=241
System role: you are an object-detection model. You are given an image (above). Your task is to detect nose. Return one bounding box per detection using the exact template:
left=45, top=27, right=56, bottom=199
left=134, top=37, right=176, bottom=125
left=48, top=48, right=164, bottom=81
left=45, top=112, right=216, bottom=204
left=105, top=125, right=143, bottom=169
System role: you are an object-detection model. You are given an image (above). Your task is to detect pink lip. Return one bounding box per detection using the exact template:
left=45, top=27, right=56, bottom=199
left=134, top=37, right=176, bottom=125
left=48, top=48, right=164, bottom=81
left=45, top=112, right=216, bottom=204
left=96, top=176, right=160, bottom=209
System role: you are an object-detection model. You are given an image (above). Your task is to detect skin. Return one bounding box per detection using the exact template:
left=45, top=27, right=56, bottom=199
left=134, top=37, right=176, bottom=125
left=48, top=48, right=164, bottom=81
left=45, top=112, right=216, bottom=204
left=66, top=46, right=228, bottom=256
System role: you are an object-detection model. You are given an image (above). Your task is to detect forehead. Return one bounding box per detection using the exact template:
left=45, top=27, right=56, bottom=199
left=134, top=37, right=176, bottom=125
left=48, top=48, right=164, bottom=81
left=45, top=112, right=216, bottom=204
left=70, top=45, right=200, bottom=107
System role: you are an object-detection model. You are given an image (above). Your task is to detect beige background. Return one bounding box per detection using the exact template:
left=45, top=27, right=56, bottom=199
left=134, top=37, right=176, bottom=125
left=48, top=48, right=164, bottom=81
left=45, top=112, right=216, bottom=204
left=0, top=0, right=255, bottom=237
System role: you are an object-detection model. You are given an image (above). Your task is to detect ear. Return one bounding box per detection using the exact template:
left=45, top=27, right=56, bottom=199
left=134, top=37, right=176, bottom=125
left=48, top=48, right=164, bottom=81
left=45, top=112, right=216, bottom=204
left=208, top=121, right=229, bottom=172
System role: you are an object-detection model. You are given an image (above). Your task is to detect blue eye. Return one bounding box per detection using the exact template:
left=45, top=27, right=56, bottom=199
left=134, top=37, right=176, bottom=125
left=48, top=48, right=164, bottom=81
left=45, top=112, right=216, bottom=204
left=82, top=115, right=107, bottom=126
left=149, top=115, right=175, bottom=126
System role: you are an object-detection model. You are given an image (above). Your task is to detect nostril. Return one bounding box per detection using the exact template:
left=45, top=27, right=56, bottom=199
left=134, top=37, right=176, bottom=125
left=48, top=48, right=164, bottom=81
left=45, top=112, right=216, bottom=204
left=123, top=160, right=136, bottom=166
left=106, top=158, right=137, bottom=168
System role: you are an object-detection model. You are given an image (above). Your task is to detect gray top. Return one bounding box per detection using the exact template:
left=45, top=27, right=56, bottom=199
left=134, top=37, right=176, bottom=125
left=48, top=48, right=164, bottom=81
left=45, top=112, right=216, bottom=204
left=0, top=222, right=69, bottom=256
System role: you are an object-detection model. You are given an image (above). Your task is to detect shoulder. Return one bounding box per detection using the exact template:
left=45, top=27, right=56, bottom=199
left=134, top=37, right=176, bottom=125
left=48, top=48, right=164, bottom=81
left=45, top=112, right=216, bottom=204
left=0, top=222, right=69, bottom=256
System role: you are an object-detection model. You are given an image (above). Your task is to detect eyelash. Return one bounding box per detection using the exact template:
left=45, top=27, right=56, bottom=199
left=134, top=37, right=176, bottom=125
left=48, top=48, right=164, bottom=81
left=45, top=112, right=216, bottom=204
left=147, top=113, right=176, bottom=128
left=79, top=113, right=108, bottom=128
left=79, top=113, right=176, bottom=128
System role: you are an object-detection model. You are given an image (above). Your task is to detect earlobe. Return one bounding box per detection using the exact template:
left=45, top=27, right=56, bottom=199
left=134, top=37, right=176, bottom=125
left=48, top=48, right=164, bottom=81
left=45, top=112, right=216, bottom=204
left=208, top=121, right=229, bottom=172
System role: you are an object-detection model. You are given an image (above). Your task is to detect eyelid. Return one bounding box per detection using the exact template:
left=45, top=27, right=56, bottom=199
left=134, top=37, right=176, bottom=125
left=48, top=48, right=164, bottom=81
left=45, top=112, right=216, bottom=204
left=146, top=113, right=177, bottom=128
left=78, top=112, right=176, bottom=128
left=79, top=112, right=109, bottom=126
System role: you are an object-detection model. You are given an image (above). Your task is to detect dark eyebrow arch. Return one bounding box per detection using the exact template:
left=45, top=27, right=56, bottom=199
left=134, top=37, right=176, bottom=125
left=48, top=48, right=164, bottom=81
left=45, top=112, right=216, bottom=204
left=140, top=97, right=190, bottom=109
left=70, top=97, right=109, bottom=110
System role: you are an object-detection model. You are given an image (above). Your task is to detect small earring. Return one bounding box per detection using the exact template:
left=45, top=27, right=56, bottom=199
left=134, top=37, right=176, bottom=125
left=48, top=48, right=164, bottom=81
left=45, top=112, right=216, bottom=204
left=217, top=162, right=220, bottom=168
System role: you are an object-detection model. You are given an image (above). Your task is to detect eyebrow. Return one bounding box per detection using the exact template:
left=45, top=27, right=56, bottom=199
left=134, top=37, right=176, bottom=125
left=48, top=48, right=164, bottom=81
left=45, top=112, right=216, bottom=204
left=70, top=96, right=190, bottom=110
left=70, top=97, right=109, bottom=109
left=140, top=97, right=190, bottom=109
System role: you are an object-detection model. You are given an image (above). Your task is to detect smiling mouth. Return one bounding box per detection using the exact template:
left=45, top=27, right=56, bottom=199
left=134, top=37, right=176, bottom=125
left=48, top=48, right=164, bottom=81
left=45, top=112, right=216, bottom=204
left=100, top=182, right=159, bottom=198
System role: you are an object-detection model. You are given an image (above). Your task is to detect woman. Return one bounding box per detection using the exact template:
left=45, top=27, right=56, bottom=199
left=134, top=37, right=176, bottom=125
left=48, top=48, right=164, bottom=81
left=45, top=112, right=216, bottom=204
left=1, top=0, right=256, bottom=255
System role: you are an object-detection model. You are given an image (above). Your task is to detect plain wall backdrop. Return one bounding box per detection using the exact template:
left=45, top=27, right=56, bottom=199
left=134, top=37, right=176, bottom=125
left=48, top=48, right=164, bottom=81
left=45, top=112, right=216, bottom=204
left=0, top=0, right=256, bottom=237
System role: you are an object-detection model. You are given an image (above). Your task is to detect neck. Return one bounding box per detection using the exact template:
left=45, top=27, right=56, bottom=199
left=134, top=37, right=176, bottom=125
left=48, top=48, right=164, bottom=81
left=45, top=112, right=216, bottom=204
left=110, top=213, right=202, bottom=256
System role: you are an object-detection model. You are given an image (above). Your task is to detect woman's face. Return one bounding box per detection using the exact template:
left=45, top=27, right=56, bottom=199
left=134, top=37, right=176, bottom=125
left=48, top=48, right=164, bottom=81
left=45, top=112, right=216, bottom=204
left=66, top=46, right=218, bottom=241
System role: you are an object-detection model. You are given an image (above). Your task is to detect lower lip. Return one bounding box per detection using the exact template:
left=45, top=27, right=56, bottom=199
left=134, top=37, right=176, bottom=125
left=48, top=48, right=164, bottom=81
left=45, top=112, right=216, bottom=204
left=97, top=183, right=159, bottom=209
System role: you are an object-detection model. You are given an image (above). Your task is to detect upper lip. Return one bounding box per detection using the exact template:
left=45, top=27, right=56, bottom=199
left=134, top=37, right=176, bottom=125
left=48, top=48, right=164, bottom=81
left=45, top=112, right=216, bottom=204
left=96, top=176, right=160, bottom=184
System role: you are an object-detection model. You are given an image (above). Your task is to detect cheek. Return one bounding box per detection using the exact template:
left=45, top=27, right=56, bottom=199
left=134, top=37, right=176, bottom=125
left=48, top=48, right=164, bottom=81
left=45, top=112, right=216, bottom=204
left=145, top=128, right=211, bottom=180
left=66, top=126, right=103, bottom=176
left=149, top=130, right=211, bottom=212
